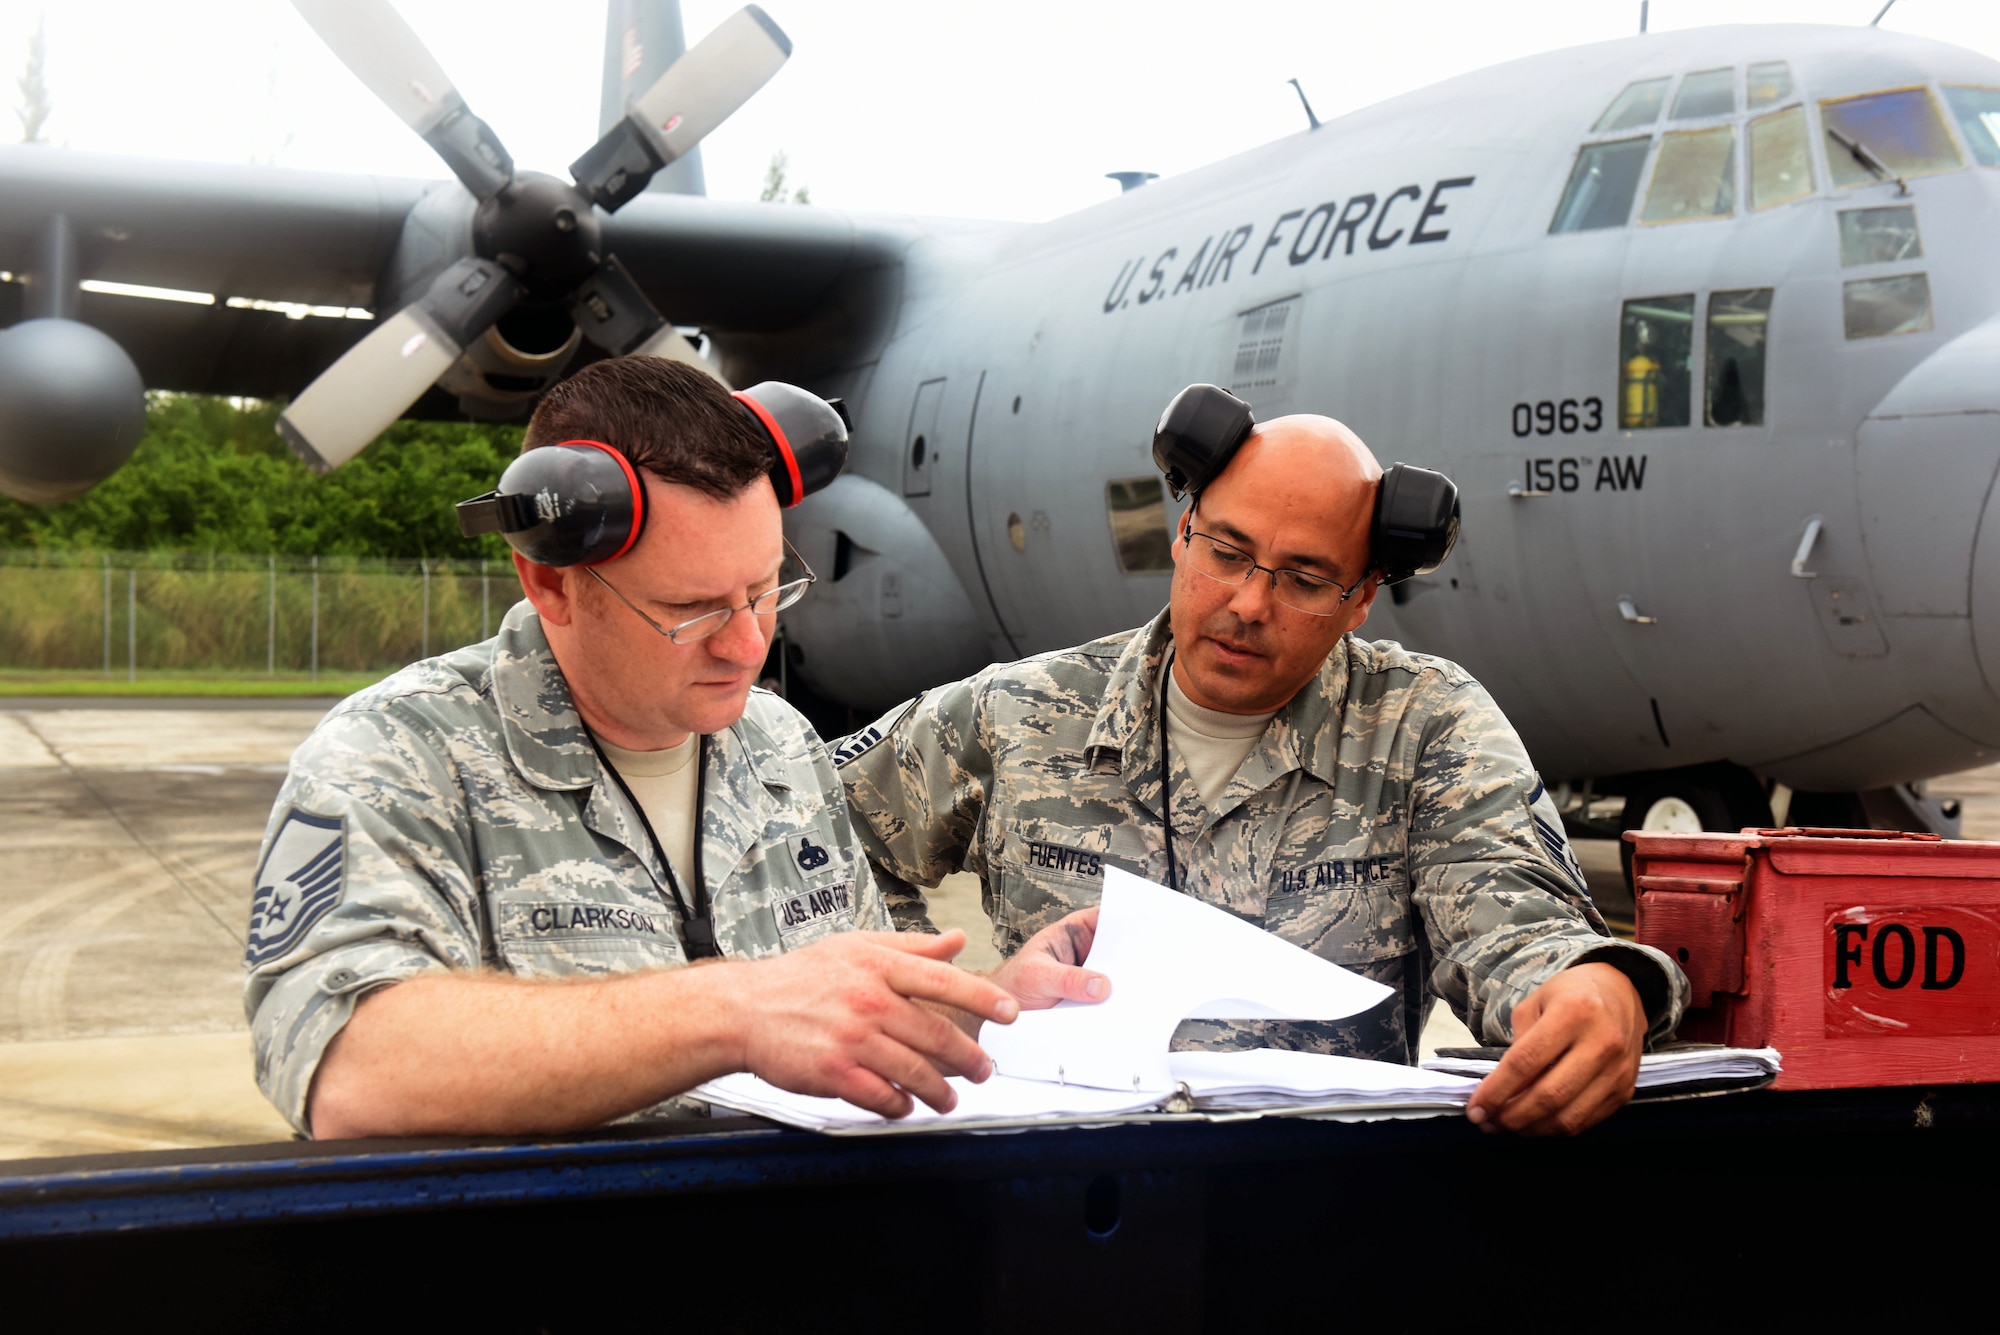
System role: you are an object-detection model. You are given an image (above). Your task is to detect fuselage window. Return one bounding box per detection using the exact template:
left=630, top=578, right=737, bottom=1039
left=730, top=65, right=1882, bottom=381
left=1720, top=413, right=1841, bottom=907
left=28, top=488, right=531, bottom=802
left=1620, top=295, right=1695, bottom=429
left=1594, top=77, right=1672, bottom=132
left=1839, top=205, right=1923, bottom=265
left=1749, top=106, right=1815, bottom=209
left=1105, top=478, right=1174, bottom=574
left=1672, top=68, right=1737, bottom=120
left=1943, top=86, right=2000, bottom=166
left=1820, top=88, right=1964, bottom=188
left=1843, top=274, right=1934, bottom=339
left=1705, top=289, right=1771, bottom=427
left=1550, top=137, right=1651, bottom=232
left=1641, top=126, right=1737, bottom=224
left=1747, top=62, right=1795, bottom=109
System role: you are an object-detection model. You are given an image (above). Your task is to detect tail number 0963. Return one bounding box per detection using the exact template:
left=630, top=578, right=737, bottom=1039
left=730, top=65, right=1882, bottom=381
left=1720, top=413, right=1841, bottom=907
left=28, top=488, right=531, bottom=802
left=1511, top=398, right=1603, bottom=437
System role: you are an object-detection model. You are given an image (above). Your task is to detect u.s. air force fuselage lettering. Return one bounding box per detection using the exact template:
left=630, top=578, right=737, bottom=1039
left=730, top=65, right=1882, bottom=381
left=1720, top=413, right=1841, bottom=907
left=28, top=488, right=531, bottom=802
left=1025, top=840, right=1103, bottom=878
left=1276, top=855, right=1405, bottom=898
left=1102, top=176, right=1475, bottom=315
left=527, top=904, right=663, bottom=934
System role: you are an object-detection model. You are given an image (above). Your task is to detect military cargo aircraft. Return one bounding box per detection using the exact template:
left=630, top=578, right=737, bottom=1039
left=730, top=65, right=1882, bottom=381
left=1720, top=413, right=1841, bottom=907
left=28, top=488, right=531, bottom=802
left=1, top=5, right=1997, bottom=853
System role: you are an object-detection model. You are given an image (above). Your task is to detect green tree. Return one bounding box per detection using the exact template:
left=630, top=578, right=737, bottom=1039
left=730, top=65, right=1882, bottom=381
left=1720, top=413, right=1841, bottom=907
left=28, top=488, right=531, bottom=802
left=760, top=150, right=810, bottom=205
left=16, top=12, right=50, bottom=144
left=0, top=395, right=522, bottom=559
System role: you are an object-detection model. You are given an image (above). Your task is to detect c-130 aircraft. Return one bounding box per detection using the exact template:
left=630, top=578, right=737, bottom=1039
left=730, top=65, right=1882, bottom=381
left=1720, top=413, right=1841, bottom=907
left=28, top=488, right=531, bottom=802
left=1, top=4, right=1996, bottom=858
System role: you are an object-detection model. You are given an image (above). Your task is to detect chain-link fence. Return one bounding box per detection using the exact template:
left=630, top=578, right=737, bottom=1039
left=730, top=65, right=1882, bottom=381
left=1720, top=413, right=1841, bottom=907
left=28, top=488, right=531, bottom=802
left=0, top=551, right=514, bottom=679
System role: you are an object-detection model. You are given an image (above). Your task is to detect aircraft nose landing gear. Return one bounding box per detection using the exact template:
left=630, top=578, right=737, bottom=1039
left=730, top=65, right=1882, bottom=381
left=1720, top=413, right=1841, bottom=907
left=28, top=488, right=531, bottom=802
left=1618, top=762, right=1774, bottom=889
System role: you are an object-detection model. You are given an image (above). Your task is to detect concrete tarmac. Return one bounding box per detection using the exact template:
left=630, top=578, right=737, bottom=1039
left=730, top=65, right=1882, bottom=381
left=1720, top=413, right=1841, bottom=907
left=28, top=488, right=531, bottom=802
left=4, top=700, right=1995, bottom=1162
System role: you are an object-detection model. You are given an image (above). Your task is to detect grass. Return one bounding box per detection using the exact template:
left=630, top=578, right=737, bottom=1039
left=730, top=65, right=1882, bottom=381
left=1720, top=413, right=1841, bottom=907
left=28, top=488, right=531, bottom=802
left=0, top=670, right=387, bottom=698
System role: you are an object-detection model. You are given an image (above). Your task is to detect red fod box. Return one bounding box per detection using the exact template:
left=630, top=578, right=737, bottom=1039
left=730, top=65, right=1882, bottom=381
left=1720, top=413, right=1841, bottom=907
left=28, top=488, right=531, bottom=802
left=1628, top=827, right=2000, bottom=1090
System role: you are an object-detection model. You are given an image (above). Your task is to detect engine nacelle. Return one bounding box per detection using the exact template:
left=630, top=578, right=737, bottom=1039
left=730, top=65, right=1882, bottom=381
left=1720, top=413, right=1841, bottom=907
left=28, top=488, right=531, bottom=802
left=0, top=318, right=147, bottom=504
left=436, top=314, right=584, bottom=422
left=782, top=474, right=993, bottom=712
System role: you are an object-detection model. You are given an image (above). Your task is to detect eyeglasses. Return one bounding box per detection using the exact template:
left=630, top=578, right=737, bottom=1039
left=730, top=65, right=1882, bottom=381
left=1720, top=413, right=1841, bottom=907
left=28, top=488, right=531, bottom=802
left=585, top=541, right=817, bottom=644
left=1181, top=526, right=1361, bottom=616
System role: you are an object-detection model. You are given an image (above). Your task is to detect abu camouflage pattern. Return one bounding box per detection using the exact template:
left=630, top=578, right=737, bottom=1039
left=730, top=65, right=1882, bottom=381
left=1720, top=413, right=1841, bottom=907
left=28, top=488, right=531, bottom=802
left=244, top=599, right=885, bottom=1134
left=840, top=609, right=1687, bottom=1063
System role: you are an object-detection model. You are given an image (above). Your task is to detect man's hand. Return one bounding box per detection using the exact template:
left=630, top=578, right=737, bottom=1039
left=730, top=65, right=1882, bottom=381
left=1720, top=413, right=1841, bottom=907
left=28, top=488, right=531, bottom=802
left=989, top=907, right=1110, bottom=1012
left=1465, top=961, right=1645, bottom=1136
left=731, top=928, right=1019, bottom=1120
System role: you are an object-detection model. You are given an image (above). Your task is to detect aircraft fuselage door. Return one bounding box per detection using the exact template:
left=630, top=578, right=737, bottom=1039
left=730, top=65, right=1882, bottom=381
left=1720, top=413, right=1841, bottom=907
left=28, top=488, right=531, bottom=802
left=903, top=377, right=945, bottom=497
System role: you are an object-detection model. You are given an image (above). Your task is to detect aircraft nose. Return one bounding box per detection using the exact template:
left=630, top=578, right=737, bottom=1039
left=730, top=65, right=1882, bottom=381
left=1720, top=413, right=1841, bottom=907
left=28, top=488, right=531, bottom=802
left=1855, top=311, right=2000, bottom=699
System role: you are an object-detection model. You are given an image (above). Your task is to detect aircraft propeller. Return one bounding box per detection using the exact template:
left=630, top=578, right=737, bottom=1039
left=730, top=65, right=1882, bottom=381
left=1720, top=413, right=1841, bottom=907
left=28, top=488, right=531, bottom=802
left=278, top=1, right=791, bottom=472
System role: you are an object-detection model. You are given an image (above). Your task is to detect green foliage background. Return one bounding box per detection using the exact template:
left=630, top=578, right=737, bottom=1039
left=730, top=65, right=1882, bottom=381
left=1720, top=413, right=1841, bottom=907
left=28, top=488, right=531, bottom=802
left=0, top=395, right=521, bottom=559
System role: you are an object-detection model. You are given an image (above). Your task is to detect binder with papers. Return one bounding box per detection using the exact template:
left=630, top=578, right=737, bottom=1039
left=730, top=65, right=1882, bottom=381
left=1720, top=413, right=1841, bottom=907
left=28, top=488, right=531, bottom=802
left=1422, top=1044, right=1782, bottom=1097
left=696, top=867, right=1483, bottom=1134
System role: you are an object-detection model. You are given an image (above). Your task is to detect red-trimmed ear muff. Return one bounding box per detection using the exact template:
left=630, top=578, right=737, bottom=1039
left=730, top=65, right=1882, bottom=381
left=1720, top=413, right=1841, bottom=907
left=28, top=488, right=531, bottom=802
left=454, top=440, right=645, bottom=567
left=733, top=382, right=849, bottom=507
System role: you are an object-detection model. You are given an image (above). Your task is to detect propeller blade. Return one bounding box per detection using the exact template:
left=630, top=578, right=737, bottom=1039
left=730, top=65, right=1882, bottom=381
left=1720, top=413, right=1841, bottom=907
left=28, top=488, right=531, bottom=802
left=292, top=0, right=514, bottom=200
left=567, top=254, right=727, bottom=382
left=278, top=258, right=522, bottom=472
left=571, top=5, right=791, bottom=213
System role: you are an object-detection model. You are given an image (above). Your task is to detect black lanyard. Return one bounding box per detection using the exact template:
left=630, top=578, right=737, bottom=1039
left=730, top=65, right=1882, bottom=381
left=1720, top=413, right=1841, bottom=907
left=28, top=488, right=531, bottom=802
left=591, top=734, right=718, bottom=959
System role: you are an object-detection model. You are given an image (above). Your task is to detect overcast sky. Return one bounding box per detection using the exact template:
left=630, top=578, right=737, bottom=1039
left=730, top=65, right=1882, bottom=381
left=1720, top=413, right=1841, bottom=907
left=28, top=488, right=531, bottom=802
left=3, top=1, right=1999, bottom=223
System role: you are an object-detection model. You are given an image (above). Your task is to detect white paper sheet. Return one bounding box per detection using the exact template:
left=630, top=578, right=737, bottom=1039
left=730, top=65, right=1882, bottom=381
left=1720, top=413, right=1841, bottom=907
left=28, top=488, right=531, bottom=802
left=695, top=1071, right=1160, bottom=1133
left=1169, top=1049, right=1476, bottom=1110
left=978, top=867, right=1396, bottom=1093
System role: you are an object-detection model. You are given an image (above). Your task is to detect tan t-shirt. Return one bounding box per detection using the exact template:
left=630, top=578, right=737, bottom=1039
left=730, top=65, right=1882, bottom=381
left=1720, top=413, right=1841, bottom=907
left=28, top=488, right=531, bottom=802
left=595, top=732, right=701, bottom=889
left=1164, top=672, right=1279, bottom=810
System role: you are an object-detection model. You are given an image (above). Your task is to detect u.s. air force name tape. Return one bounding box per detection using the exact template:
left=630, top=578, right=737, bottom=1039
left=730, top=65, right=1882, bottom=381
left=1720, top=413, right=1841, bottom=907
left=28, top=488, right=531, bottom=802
left=246, top=808, right=346, bottom=968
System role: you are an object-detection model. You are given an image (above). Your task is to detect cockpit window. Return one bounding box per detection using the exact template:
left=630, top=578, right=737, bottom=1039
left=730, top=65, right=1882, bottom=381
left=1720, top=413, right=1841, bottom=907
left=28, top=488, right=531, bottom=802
left=1620, top=295, right=1694, bottom=429
left=1820, top=88, right=1964, bottom=187
left=1843, top=274, right=1933, bottom=339
left=1943, top=86, right=2000, bottom=166
left=1641, top=126, right=1736, bottom=224
left=1839, top=206, right=1923, bottom=265
left=1550, top=137, right=1651, bottom=232
left=1706, top=289, right=1771, bottom=427
left=1672, top=68, right=1737, bottom=120
left=1594, top=78, right=1672, bottom=132
left=1749, top=106, right=1814, bottom=209
left=1747, top=62, right=1795, bottom=109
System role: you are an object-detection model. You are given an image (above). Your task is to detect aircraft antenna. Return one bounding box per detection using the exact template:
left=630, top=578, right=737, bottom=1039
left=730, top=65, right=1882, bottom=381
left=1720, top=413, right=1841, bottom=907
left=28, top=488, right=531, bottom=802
left=1639, top=1, right=1648, bottom=34
left=1871, top=0, right=1898, bottom=25
left=1287, top=78, right=1322, bottom=130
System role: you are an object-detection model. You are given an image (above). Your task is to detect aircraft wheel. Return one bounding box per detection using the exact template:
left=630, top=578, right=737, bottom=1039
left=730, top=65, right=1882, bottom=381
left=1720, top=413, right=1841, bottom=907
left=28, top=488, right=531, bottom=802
left=1619, top=763, right=1772, bottom=888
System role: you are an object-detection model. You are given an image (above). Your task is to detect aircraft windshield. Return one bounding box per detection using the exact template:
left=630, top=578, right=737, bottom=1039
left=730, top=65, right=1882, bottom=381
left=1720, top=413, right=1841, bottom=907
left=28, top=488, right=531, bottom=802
left=1672, top=68, right=1736, bottom=120
left=1594, top=78, right=1671, bottom=132
left=1550, top=137, right=1651, bottom=232
left=1943, top=86, right=2000, bottom=166
left=1820, top=88, right=1964, bottom=187
left=1641, top=126, right=1736, bottom=224
left=1747, top=62, right=1795, bottom=109
left=1749, top=106, right=1815, bottom=210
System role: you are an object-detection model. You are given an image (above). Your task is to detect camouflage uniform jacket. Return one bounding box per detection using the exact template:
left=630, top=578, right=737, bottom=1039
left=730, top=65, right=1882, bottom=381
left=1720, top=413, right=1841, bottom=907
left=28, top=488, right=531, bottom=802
left=244, top=600, right=885, bottom=1134
left=839, top=609, right=1686, bottom=1063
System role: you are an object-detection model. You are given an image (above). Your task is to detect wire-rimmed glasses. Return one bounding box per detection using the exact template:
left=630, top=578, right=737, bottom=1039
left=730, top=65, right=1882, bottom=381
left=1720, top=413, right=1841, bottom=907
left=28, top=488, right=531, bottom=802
left=585, top=541, right=816, bottom=644
left=1180, top=528, right=1360, bottom=616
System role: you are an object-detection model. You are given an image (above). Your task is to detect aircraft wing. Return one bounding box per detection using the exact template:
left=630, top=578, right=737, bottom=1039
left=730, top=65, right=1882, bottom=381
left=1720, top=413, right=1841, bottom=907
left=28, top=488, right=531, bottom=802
left=0, top=145, right=911, bottom=402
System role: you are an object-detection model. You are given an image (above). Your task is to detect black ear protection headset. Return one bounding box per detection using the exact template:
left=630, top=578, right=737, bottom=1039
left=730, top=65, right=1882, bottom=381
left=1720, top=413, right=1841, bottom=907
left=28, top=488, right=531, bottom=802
left=1150, top=383, right=1459, bottom=585
left=454, top=380, right=850, bottom=566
